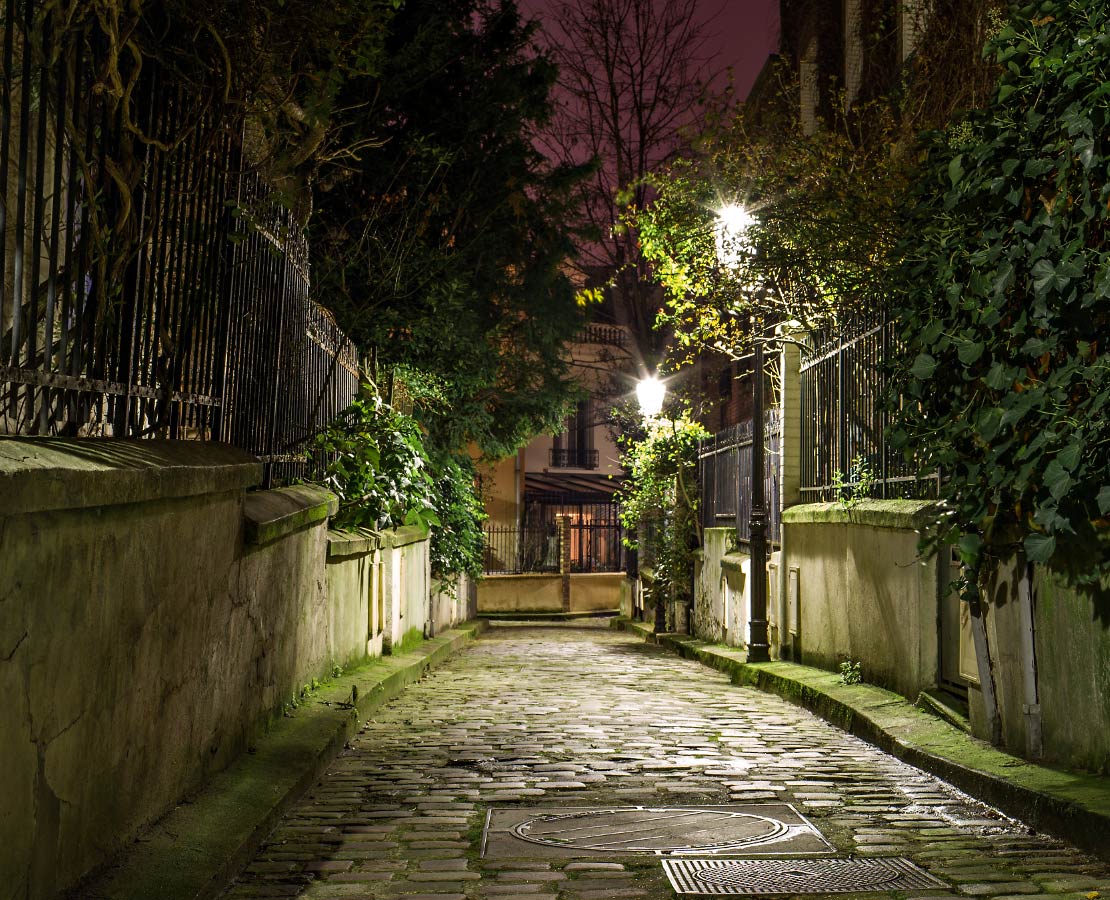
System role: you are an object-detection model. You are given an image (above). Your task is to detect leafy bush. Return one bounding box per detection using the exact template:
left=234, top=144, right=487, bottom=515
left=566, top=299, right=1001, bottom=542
left=892, top=0, right=1110, bottom=585
left=314, top=392, right=440, bottom=532
left=428, top=454, right=487, bottom=583
left=617, top=414, right=708, bottom=603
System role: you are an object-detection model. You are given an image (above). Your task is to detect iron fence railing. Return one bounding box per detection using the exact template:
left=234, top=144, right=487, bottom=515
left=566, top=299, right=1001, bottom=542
left=568, top=513, right=623, bottom=573
left=799, top=316, right=937, bottom=501
left=0, top=4, right=358, bottom=484
left=698, top=412, right=782, bottom=545
left=579, top=324, right=626, bottom=347
left=482, top=525, right=557, bottom=575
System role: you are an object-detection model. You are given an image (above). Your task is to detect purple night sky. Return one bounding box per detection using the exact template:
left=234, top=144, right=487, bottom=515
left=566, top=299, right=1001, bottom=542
left=518, top=0, right=781, bottom=100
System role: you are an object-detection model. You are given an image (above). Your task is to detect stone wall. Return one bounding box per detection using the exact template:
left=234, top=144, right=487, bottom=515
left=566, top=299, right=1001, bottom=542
left=0, top=438, right=452, bottom=900
left=692, top=502, right=941, bottom=699
left=478, top=574, right=565, bottom=613
left=974, top=560, right=1110, bottom=773
left=693, top=527, right=751, bottom=647
left=778, top=501, right=941, bottom=699
left=476, top=573, right=622, bottom=614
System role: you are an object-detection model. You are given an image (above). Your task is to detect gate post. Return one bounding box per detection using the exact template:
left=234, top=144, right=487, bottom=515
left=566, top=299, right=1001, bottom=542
left=556, top=514, right=572, bottom=611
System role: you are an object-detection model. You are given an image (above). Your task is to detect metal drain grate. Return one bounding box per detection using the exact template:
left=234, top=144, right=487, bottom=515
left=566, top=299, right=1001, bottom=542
left=662, top=858, right=948, bottom=895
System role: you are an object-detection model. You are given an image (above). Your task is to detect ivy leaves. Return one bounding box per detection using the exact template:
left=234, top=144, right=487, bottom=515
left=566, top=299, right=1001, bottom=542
left=893, top=0, right=1110, bottom=583
left=617, top=415, right=708, bottom=599
left=315, top=392, right=441, bottom=534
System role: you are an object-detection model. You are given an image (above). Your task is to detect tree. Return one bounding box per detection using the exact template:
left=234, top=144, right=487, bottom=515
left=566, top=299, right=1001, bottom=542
left=535, top=0, right=724, bottom=368
left=310, top=0, right=589, bottom=458
left=891, top=0, right=1110, bottom=600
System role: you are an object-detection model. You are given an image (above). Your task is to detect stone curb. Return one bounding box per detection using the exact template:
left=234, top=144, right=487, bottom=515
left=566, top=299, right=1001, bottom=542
left=78, top=621, right=488, bottom=900
left=612, top=617, right=1110, bottom=863
left=478, top=610, right=619, bottom=621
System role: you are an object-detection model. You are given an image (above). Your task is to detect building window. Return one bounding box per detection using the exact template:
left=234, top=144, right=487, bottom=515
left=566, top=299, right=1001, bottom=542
left=551, top=399, right=598, bottom=468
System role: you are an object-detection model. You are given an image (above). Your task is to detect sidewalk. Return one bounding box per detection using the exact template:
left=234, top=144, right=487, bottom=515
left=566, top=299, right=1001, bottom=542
left=613, top=617, right=1110, bottom=863
left=80, top=622, right=486, bottom=900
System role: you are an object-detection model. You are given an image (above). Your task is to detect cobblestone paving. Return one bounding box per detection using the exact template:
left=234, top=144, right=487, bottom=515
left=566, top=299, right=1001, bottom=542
left=223, top=624, right=1110, bottom=900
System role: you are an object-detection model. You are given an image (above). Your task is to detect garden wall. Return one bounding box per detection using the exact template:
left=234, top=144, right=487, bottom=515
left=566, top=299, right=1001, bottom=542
left=0, top=438, right=451, bottom=900
left=976, top=560, right=1110, bottom=773
left=778, top=501, right=940, bottom=699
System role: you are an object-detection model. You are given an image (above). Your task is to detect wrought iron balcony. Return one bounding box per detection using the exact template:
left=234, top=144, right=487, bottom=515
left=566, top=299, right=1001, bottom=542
left=579, top=324, right=626, bottom=347
left=549, top=448, right=600, bottom=469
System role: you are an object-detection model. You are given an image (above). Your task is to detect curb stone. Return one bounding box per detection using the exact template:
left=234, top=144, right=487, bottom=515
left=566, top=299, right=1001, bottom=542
left=78, top=621, right=488, bottom=900
left=612, top=616, right=1110, bottom=863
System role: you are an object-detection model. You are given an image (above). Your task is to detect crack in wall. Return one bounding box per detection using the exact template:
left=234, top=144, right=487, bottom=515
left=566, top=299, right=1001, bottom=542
left=2, top=631, right=28, bottom=662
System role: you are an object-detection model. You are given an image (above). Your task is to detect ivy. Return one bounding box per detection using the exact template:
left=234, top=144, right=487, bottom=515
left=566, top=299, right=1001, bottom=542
left=891, top=0, right=1110, bottom=586
left=428, top=455, right=487, bottom=585
left=314, top=391, right=440, bottom=533
left=617, top=414, right=708, bottom=604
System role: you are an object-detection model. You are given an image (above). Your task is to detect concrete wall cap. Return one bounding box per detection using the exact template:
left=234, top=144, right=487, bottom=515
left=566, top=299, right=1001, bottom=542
left=380, top=523, right=430, bottom=549
left=721, top=551, right=749, bottom=572
left=327, top=527, right=381, bottom=559
left=782, top=499, right=940, bottom=530
left=0, top=437, right=261, bottom=516
left=243, top=484, right=338, bottom=547
left=477, top=573, right=561, bottom=582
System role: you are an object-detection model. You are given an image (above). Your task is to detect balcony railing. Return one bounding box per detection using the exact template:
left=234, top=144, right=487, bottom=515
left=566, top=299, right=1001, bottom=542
left=579, top=324, right=626, bottom=347
left=549, top=448, right=600, bottom=469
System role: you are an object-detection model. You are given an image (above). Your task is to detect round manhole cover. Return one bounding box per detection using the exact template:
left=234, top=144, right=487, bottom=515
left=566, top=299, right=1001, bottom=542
left=510, top=808, right=792, bottom=852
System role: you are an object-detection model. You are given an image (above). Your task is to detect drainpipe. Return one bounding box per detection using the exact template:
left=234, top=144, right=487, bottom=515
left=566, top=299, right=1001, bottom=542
left=1017, top=560, right=1042, bottom=759
left=425, top=536, right=435, bottom=639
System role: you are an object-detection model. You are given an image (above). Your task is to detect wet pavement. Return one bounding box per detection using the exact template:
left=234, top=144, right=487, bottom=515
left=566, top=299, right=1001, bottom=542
left=222, top=623, right=1110, bottom=900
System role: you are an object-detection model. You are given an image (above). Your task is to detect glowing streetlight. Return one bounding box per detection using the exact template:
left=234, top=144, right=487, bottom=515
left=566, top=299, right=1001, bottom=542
left=714, top=203, right=757, bottom=270
left=636, top=375, right=666, bottom=419
left=715, top=203, right=771, bottom=664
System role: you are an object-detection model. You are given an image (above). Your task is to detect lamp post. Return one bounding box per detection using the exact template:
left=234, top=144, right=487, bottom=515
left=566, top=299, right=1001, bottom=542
left=715, top=205, right=771, bottom=663
left=747, top=325, right=771, bottom=662
left=636, top=374, right=667, bottom=633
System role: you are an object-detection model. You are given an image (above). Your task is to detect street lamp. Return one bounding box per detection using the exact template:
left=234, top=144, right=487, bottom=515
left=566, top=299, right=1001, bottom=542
left=636, top=375, right=666, bottom=419
left=714, top=204, right=771, bottom=664
left=635, top=374, right=667, bottom=632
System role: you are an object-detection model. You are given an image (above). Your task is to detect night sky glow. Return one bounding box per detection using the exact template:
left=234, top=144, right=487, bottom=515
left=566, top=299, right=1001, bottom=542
left=518, top=0, right=781, bottom=100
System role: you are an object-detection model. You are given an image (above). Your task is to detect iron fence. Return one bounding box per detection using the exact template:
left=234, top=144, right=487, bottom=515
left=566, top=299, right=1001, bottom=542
left=482, top=525, right=557, bottom=575
left=698, top=412, right=782, bottom=544
left=799, top=316, right=936, bottom=501
left=527, top=498, right=623, bottom=574
left=0, top=2, right=358, bottom=484
left=567, top=507, right=622, bottom=573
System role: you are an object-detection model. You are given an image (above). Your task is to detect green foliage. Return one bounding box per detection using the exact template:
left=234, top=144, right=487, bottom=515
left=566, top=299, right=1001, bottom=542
left=617, top=414, right=709, bottom=602
left=838, top=660, right=863, bottom=685
left=625, top=81, right=911, bottom=368
left=891, top=0, right=1110, bottom=584
left=832, top=456, right=876, bottom=509
left=429, top=455, right=488, bottom=584
left=311, top=0, right=588, bottom=457
left=314, top=391, right=440, bottom=533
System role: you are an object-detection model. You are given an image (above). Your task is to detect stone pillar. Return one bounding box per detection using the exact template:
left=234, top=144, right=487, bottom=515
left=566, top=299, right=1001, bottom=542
left=777, top=324, right=805, bottom=659
left=778, top=325, right=804, bottom=511
left=844, top=0, right=863, bottom=110
left=900, top=0, right=931, bottom=62
left=799, top=35, right=819, bottom=136
left=556, top=514, right=572, bottom=611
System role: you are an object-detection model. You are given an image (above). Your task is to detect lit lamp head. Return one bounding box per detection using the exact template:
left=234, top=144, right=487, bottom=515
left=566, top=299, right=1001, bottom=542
left=636, top=375, right=666, bottom=420
left=714, top=203, right=756, bottom=270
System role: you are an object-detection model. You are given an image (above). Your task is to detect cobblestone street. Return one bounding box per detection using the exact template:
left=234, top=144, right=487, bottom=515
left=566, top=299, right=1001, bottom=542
left=223, top=624, right=1110, bottom=900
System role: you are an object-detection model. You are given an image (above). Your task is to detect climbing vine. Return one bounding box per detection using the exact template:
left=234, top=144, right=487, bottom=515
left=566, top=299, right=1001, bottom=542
left=891, top=0, right=1110, bottom=589
left=617, top=414, right=707, bottom=606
